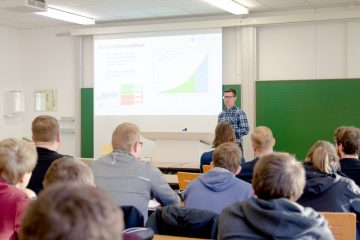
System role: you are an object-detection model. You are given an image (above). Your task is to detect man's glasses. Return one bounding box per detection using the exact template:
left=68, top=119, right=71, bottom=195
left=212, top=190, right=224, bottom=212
left=223, top=96, right=235, bottom=99
left=138, top=141, right=143, bottom=146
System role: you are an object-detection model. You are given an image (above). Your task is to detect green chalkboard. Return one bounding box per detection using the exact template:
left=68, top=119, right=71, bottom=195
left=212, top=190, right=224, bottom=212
left=81, top=88, right=94, bottom=158
left=222, top=84, right=241, bottom=110
left=256, top=79, right=360, bottom=160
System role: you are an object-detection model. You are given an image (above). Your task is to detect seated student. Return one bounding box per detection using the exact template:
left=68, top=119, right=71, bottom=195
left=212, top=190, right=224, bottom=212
left=91, top=122, right=180, bottom=220
left=334, top=126, right=360, bottom=186
left=297, top=140, right=360, bottom=212
left=0, top=138, right=37, bottom=240
left=200, top=122, right=236, bottom=172
left=185, top=142, right=253, bottom=214
left=27, top=115, right=65, bottom=194
left=218, top=152, right=334, bottom=240
left=43, top=156, right=95, bottom=187
left=236, top=126, right=275, bottom=183
left=43, top=156, right=145, bottom=232
left=20, top=183, right=124, bottom=240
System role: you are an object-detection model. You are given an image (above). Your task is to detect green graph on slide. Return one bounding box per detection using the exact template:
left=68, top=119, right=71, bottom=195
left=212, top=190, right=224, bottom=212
left=161, top=56, right=208, bottom=94
left=163, top=75, right=197, bottom=93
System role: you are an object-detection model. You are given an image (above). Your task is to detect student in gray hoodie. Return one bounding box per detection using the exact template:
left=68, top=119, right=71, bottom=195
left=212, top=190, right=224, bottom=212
left=218, top=152, right=334, bottom=240
left=184, top=142, right=253, bottom=214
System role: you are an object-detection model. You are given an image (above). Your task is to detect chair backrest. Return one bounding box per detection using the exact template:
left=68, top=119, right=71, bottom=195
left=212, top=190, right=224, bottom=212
left=177, top=172, right=202, bottom=190
left=321, top=212, right=356, bottom=240
left=202, top=164, right=212, bottom=173
left=120, top=205, right=144, bottom=229
left=145, top=206, right=219, bottom=239
left=101, top=144, right=113, bottom=156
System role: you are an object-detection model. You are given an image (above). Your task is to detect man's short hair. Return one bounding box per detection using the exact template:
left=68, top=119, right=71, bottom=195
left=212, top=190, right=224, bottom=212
left=112, top=122, right=140, bottom=152
left=0, top=138, right=37, bottom=184
left=251, top=126, right=274, bottom=151
left=43, top=157, right=95, bottom=187
left=212, top=142, right=241, bottom=173
left=20, top=182, right=123, bottom=240
left=305, top=140, right=339, bottom=174
left=334, top=126, right=360, bottom=155
left=213, top=122, right=236, bottom=148
left=253, top=152, right=305, bottom=201
left=223, top=88, right=236, bottom=96
left=32, top=115, right=59, bottom=142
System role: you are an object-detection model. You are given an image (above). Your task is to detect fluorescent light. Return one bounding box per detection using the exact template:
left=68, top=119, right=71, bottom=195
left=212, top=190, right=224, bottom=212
left=36, top=7, right=95, bottom=25
left=204, top=0, right=249, bottom=15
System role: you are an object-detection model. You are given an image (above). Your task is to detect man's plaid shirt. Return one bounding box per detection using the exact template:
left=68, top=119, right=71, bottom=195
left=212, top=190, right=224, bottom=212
left=218, top=106, right=249, bottom=144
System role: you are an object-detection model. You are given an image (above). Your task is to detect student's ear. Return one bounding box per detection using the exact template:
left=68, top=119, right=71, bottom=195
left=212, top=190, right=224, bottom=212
left=56, top=132, right=61, bottom=143
left=235, top=166, right=241, bottom=175
left=252, top=144, right=257, bottom=152
left=18, top=172, right=32, bottom=188
left=272, top=138, right=276, bottom=147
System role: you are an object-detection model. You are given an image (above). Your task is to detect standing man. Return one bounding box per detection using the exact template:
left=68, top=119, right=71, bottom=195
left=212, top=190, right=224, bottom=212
left=218, top=88, right=249, bottom=161
left=27, top=115, right=64, bottom=194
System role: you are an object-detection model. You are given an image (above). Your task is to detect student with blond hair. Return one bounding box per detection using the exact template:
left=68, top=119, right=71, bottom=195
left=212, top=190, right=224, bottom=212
left=297, top=140, right=360, bottom=212
left=20, top=183, right=124, bottom=240
left=186, top=142, right=253, bottom=214
left=28, top=115, right=65, bottom=194
left=43, top=156, right=95, bottom=187
left=0, top=138, right=37, bottom=240
left=91, top=122, right=180, bottom=220
left=219, top=152, right=333, bottom=240
left=236, top=126, right=275, bottom=183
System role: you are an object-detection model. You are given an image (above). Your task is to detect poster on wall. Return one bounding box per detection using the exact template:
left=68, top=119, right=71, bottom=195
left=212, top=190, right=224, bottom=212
left=34, top=89, right=57, bottom=112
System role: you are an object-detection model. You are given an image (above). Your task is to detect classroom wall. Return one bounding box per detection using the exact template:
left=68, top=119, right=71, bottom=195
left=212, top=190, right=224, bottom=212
left=258, top=20, right=360, bottom=80
left=1, top=15, right=359, bottom=160
left=0, top=26, right=22, bottom=139
left=256, top=20, right=360, bottom=159
left=20, top=26, right=81, bottom=156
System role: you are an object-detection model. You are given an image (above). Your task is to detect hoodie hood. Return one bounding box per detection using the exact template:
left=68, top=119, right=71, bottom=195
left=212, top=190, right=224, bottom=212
left=303, top=163, right=340, bottom=194
left=240, top=197, right=331, bottom=239
left=198, top=167, right=237, bottom=192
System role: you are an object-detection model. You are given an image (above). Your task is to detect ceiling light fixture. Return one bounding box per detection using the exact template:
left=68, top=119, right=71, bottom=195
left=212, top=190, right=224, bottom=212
left=203, top=0, right=249, bottom=15
left=35, top=7, right=95, bottom=25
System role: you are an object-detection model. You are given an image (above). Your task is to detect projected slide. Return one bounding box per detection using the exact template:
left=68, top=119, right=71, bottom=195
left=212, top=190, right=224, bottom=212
left=94, top=29, right=222, bottom=115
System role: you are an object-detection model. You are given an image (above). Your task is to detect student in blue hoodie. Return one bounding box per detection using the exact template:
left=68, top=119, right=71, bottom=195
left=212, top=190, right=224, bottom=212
left=184, top=142, right=253, bottom=214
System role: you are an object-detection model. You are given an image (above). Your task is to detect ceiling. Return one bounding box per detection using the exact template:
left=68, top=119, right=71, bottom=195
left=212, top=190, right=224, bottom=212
left=0, top=0, right=359, bottom=29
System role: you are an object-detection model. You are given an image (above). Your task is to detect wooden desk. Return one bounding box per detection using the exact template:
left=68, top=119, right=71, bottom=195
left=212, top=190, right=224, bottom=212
left=164, top=174, right=178, bottom=184
left=154, top=235, right=208, bottom=240
left=75, top=158, right=96, bottom=166
left=163, top=174, right=179, bottom=189
left=152, top=162, right=200, bottom=173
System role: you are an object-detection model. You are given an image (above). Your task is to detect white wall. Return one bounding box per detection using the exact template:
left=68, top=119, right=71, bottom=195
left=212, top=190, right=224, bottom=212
left=258, top=20, right=360, bottom=80
left=20, top=26, right=80, bottom=156
left=0, top=26, right=22, bottom=139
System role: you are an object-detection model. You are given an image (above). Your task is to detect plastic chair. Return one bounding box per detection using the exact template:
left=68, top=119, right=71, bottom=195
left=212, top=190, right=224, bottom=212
left=202, top=164, right=212, bottom=173
left=101, top=144, right=113, bottom=156
left=177, top=172, right=201, bottom=190
left=321, top=212, right=356, bottom=240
